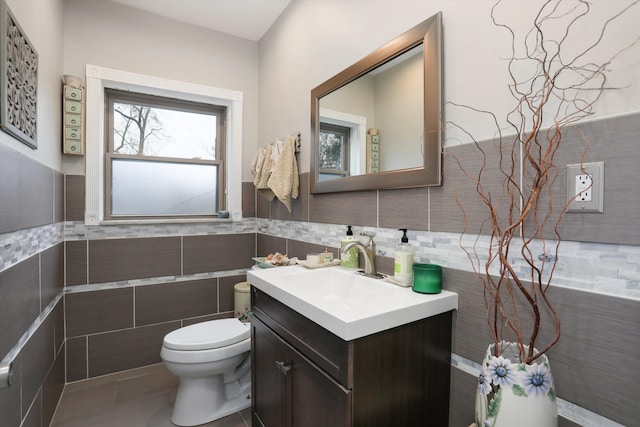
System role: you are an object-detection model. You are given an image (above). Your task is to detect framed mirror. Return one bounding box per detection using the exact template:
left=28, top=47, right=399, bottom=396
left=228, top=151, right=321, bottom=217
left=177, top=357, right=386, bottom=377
left=310, top=12, right=442, bottom=193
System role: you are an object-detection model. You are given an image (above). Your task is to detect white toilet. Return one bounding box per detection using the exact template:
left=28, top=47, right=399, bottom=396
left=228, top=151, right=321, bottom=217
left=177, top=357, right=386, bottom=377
left=161, top=317, right=251, bottom=426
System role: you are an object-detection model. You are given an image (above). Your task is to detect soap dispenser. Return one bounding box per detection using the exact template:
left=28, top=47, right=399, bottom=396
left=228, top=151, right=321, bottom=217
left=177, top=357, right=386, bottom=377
left=340, top=226, right=359, bottom=268
left=394, top=229, right=414, bottom=284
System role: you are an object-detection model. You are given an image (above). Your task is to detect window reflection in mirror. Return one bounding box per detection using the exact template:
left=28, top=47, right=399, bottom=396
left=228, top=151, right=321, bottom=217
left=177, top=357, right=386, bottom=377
left=318, top=44, right=424, bottom=178
left=318, top=122, right=350, bottom=180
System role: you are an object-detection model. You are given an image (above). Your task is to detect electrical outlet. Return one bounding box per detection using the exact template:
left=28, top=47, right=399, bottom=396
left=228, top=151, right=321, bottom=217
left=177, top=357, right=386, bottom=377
left=575, top=174, right=592, bottom=202
left=566, top=162, right=604, bottom=213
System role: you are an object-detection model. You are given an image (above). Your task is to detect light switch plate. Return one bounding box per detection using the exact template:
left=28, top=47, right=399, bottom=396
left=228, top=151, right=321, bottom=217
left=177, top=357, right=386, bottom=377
left=566, top=162, right=604, bottom=213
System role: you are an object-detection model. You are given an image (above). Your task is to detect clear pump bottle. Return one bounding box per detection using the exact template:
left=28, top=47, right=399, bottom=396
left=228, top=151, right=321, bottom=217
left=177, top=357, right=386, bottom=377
left=394, top=229, right=414, bottom=284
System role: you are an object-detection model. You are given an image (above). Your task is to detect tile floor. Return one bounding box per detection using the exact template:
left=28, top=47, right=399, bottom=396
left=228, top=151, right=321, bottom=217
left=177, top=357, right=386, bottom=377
left=50, top=363, right=251, bottom=427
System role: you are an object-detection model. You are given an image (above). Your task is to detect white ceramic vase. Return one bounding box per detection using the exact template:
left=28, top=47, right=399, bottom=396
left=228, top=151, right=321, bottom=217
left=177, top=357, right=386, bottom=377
left=475, top=341, right=558, bottom=427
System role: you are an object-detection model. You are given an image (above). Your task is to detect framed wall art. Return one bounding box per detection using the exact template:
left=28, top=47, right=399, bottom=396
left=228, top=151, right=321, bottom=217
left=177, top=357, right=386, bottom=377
left=0, top=0, right=38, bottom=149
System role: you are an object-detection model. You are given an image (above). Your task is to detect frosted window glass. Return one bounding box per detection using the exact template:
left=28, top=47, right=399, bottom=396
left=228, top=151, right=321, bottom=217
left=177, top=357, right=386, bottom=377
left=111, top=159, right=218, bottom=216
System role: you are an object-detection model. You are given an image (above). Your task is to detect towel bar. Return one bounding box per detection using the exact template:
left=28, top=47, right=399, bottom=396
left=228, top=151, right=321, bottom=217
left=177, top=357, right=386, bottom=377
left=0, top=362, right=12, bottom=389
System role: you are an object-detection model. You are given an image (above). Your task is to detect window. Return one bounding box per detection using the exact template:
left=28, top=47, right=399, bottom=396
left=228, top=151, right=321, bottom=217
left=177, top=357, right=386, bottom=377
left=318, top=122, right=350, bottom=180
left=105, top=89, right=226, bottom=219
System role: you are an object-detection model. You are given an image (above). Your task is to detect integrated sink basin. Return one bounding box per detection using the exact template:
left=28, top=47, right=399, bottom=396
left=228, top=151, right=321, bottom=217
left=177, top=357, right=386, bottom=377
left=247, top=265, right=458, bottom=341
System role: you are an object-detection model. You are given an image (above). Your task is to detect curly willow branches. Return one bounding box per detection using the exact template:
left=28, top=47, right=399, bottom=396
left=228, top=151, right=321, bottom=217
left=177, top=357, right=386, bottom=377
left=448, top=0, right=639, bottom=364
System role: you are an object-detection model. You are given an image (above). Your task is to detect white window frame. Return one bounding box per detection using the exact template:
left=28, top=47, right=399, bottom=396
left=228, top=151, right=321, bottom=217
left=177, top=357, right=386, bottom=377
left=319, top=107, right=367, bottom=176
left=84, top=64, right=243, bottom=225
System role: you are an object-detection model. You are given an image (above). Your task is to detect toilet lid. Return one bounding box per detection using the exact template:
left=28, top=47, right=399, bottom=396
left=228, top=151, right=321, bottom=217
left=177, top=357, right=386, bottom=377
left=163, top=318, right=250, bottom=351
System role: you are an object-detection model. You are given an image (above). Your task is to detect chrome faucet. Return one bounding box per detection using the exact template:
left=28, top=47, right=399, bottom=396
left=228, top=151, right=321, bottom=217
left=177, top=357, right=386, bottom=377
left=341, top=232, right=380, bottom=278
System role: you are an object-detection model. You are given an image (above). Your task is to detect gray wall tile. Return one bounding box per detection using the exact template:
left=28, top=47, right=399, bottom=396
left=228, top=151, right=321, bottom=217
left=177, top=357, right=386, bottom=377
left=54, top=171, right=64, bottom=223
left=42, top=345, right=65, bottom=426
left=41, top=243, right=64, bottom=308
left=53, top=299, right=65, bottom=354
left=135, top=279, right=219, bottom=326
left=66, top=337, right=87, bottom=382
left=0, top=357, right=21, bottom=427
left=87, top=321, right=180, bottom=378
left=0, top=144, right=21, bottom=233
left=379, top=187, right=430, bottom=231
left=219, top=274, right=247, bottom=313
left=20, top=388, right=41, bottom=427
left=20, top=155, right=54, bottom=229
left=183, top=233, right=255, bottom=273
left=256, top=187, right=271, bottom=218
left=287, top=239, right=339, bottom=261
left=65, top=174, right=85, bottom=222
left=20, top=308, right=56, bottom=416
left=242, top=181, right=256, bottom=218
left=88, top=237, right=181, bottom=283
left=432, top=140, right=519, bottom=235
left=309, top=189, right=378, bottom=226
left=256, top=234, right=286, bottom=256
left=66, top=288, right=134, bottom=337
left=0, top=256, right=40, bottom=358
left=183, top=312, right=230, bottom=326
left=449, top=367, right=476, bottom=427
left=65, top=240, right=87, bottom=286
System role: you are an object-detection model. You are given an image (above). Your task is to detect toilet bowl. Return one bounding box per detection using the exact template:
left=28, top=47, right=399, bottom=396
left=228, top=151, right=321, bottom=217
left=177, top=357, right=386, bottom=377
left=161, top=318, right=251, bottom=426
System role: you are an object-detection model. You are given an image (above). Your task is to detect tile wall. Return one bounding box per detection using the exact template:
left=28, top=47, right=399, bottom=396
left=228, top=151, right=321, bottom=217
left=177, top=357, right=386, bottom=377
left=63, top=205, right=257, bottom=380
left=0, top=144, right=66, bottom=427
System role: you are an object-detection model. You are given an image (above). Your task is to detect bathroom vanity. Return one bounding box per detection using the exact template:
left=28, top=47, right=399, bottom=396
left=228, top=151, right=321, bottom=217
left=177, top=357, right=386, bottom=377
left=248, top=266, right=458, bottom=427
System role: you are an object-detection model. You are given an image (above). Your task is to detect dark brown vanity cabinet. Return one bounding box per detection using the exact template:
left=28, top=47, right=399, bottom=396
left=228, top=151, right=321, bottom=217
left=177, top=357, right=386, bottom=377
left=250, top=287, right=453, bottom=427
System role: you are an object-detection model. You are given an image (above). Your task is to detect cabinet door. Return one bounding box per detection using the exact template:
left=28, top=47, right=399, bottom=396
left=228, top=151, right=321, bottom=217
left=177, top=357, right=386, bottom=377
left=252, top=318, right=288, bottom=427
left=252, top=316, right=352, bottom=427
left=289, top=344, right=351, bottom=427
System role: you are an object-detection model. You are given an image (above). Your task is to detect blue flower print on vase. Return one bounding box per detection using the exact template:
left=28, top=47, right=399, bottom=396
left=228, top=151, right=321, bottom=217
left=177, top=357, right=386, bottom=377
left=523, top=362, right=555, bottom=399
left=487, top=356, right=516, bottom=387
left=477, top=371, right=492, bottom=395
left=475, top=341, right=558, bottom=427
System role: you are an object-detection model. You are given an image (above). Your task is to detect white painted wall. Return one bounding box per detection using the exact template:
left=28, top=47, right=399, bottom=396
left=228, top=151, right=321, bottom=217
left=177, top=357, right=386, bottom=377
left=1, top=0, right=63, bottom=171
left=259, top=0, right=640, bottom=173
left=62, top=0, right=260, bottom=179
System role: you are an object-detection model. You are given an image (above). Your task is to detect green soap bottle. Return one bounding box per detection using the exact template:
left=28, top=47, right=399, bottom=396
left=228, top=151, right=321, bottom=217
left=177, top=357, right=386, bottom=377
left=340, top=225, right=359, bottom=268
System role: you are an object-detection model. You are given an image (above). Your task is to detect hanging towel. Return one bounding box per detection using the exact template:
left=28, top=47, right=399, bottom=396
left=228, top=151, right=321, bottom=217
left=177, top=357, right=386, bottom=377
left=254, top=144, right=275, bottom=201
left=267, top=134, right=299, bottom=212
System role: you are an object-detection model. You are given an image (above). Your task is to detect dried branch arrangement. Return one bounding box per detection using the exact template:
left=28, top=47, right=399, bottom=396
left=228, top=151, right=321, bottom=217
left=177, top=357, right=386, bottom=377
left=448, top=0, right=639, bottom=364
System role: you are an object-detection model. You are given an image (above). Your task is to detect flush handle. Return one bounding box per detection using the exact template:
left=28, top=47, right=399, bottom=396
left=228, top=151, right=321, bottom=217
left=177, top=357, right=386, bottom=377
left=275, top=360, right=292, bottom=375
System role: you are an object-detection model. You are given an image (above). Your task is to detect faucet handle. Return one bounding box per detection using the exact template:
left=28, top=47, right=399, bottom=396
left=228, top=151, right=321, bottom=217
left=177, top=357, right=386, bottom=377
left=360, top=231, right=375, bottom=246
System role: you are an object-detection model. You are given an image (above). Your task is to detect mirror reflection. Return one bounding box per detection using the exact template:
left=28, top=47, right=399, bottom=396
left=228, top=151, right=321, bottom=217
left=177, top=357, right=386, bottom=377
left=318, top=44, right=424, bottom=181
left=311, top=12, right=442, bottom=193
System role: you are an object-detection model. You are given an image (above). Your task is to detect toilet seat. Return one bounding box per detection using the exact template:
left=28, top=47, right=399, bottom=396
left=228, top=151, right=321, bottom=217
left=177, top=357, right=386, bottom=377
left=163, top=318, right=250, bottom=351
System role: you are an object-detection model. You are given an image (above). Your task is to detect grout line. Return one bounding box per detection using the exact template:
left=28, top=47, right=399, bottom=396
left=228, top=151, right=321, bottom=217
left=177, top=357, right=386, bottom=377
left=85, top=335, right=89, bottom=379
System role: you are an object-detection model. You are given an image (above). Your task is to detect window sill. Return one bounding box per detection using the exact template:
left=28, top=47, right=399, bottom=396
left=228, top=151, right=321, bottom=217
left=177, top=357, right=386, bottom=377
left=98, top=217, right=235, bottom=226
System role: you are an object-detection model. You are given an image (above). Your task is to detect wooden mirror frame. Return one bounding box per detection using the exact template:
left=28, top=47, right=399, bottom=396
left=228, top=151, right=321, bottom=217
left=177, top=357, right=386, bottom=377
left=310, top=12, right=442, bottom=193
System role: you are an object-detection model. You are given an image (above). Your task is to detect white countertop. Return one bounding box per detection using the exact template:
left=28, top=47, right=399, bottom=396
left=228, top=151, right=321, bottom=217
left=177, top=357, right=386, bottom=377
left=247, top=265, right=458, bottom=341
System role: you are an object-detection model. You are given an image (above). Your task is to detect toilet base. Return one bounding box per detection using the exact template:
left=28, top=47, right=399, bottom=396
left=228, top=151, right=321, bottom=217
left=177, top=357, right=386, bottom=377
left=170, top=372, right=251, bottom=427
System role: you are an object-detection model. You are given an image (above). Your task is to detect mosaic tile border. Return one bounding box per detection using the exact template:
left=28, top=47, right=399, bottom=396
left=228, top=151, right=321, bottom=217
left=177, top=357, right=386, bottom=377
left=63, top=268, right=250, bottom=294
left=64, top=218, right=257, bottom=241
left=3, top=218, right=636, bottom=301
left=257, top=219, right=640, bottom=301
left=0, top=223, right=64, bottom=272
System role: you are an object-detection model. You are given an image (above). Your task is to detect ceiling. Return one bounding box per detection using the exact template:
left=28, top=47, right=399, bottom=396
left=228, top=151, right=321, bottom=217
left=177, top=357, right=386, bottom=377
left=110, top=0, right=291, bottom=41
